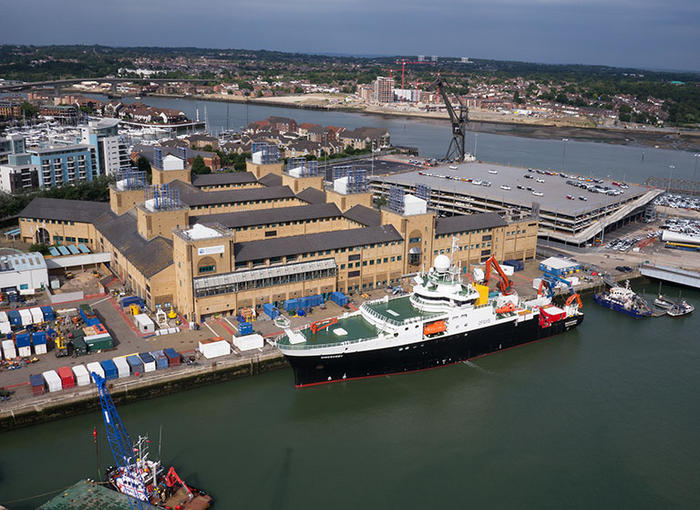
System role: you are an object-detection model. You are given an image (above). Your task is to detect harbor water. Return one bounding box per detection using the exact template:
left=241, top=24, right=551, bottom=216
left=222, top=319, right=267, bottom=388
left=1, top=286, right=699, bottom=509
left=89, top=94, right=700, bottom=184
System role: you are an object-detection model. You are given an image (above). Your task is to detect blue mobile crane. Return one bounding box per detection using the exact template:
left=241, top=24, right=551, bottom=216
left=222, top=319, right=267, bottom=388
left=92, top=372, right=149, bottom=510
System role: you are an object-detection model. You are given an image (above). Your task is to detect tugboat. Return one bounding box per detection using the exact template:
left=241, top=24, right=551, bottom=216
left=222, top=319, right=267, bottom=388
left=276, top=244, right=584, bottom=387
left=594, top=280, right=652, bottom=318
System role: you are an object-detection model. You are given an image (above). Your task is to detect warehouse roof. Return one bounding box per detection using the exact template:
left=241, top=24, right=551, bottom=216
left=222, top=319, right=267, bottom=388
left=435, top=212, right=507, bottom=235
left=19, top=197, right=110, bottom=223
left=191, top=203, right=342, bottom=229
left=296, top=187, right=326, bottom=204
left=234, top=225, right=403, bottom=262
left=191, top=171, right=257, bottom=187
left=343, top=204, right=381, bottom=226
left=258, top=173, right=282, bottom=187
left=169, top=180, right=295, bottom=207
left=94, top=212, right=173, bottom=278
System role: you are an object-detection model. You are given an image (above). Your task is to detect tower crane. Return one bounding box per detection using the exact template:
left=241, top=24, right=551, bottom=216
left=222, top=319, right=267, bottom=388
left=432, top=75, right=468, bottom=162
left=394, top=59, right=433, bottom=94
left=92, top=372, right=149, bottom=510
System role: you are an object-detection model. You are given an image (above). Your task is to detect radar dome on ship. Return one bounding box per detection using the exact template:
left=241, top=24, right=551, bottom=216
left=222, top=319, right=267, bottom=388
left=433, top=254, right=451, bottom=273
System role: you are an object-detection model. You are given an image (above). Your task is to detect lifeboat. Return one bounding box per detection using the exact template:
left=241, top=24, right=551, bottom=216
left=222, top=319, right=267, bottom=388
left=423, top=320, right=446, bottom=336
left=495, top=302, right=516, bottom=314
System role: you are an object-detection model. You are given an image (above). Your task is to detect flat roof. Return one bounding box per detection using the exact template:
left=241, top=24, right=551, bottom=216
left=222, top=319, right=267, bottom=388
left=19, top=197, right=110, bottom=223
left=234, top=225, right=402, bottom=262
left=191, top=203, right=342, bottom=229
left=373, top=161, right=651, bottom=217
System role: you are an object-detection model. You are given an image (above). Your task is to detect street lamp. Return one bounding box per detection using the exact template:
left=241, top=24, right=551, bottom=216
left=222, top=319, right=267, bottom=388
left=667, top=165, right=675, bottom=193
left=561, top=138, right=569, bottom=171
left=693, top=154, right=699, bottom=195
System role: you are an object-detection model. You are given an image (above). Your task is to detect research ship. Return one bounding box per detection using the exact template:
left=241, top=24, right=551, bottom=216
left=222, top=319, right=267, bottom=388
left=593, top=281, right=652, bottom=319
left=276, top=251, right=584, bottom=387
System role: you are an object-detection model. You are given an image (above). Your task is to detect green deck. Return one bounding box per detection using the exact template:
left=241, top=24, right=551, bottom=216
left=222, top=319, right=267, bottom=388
left=38, top=480, right=156, bottom=510
left=299, top=315, right=378, bottom=345
left=364, top=295, right=438, bottom=323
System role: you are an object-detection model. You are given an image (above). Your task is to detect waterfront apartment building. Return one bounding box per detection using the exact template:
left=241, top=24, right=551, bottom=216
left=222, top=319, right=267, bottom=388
left=0, top=135, right=26, bottom=165
left=80, top=118, right=130, bottom=176
left=0, top=153, right=39, bottom=193
left=18, top=156, right=537, bottom=322
left=372, top=77, right=395, bottom=103
left=28, top=144, right=99, bottom=188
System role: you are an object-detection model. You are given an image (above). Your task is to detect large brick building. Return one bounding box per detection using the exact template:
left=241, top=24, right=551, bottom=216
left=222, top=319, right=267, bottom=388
left=18, top=158, right=537, bottom=323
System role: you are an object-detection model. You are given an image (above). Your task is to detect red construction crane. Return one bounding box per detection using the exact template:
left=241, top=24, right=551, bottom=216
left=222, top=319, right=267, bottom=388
left=394, top=59, right=433, bottom=94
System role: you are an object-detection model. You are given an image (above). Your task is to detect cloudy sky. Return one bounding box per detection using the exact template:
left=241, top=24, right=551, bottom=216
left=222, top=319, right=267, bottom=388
left=1, top=0, right=698, bottom=71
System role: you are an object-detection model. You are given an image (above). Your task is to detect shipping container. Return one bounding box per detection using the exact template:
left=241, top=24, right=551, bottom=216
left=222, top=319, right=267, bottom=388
left=71, top=365, right=90, bottom=386
left=29, top=307, right=44, bottom=324
left=119, top=296, right=146, bottom=309
left=138, top=352, right=156, bottom=372
left=330, top=291, right=349, bottom=306
left=112, top=357, right=130, bottom=378
left=233, top=333, right=264, bottom=351
left=15, top=333, right=31, bottom=357
left=0, top=321, right=10, bottom=335
left=56, top=366, right=75, bottom=389
left=40, top=305, right=55, bottom=321
left=31, top=331, right=48, bottom=355
left=262, top=303, right=279, bottom=320
left=85, top=333, right=113, bottom=352
left=504, top=259, right=525, bottom=271
left=151, top=350, right=168, bottom=370
left=86, top=361, right=105, bottom=383
left=126, top=355, right=144, bottom=375
left=163, top=348, right=180, bottom=366
left=198, top=339, right=231, bottom=359
left=96, top=360, right=116, bottom=380
left=7, top=310, right=21, bottom=328
left=72, top=336, right=88, bottom=356
left=19, top=309, right=33, bottom=327
left=2, top=339, right=16, bottom=360
left=30, top=373, right=45, bottom=395
left=0, top=311, right=7, bottom=323
left=133, top=314, right=155, bottom=334
left=42, top=370, right=62, bottom=392
left=238, top=322, right=253, bottom=336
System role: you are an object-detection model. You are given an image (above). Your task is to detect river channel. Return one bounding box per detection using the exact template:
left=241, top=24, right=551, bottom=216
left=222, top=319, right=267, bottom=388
left=1, top=285, right=699, bottom=509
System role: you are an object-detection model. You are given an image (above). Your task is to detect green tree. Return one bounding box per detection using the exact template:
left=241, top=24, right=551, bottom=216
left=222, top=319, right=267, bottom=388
left=294, top=86, right=304, bottom=94
left=29, top=243, right=50, bottom=255
left=513, top=91, right=523, bottom=104
left=20, top=102, right=38, bottom=118
left=137, top=156, right=152, bottom=181
left=191, top=155, right=211, bottom=174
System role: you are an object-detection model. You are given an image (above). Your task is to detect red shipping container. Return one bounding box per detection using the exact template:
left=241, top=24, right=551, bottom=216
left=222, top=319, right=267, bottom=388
left=30, top=374, right=45, bottom=395
left=57, top=366, right=75, bottom=389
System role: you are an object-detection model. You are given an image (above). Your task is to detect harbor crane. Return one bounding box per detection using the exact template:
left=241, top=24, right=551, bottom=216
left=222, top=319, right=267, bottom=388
left=92, top=372, right=149, bottom=510
left=432, top=76, right=468, bottom=162
left=394, top=58, right=433, bottom=94
left=483, top=255, right=515, bottom=295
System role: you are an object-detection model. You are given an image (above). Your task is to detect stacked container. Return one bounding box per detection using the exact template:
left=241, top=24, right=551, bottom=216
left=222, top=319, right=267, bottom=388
left=126, top=355, right=144, bottom=375
left=42, top=370, right=62, bottom=392
left=72, top=335, right=88, bottom=356
left=32, top=332, right=47, bottom=355
left=29, top=307, right=44, bottom=324
left=138, top=352, right=156, bottom=372
left=151, top=350, right=168, bottom=370
left=86, top=361, right=105, bottom=382
left=72, top=365, right=90, bottom=386
left=2, top=339, right=16, bottom=360
left=164, top=348, right=181, bottom=366
left=0, top=311, right=10, bottom=335
left=15, top=333, right=31, bottom=357
left=40, top=306, right=55, bottom=321
left=30, top=374, right=45, bottom=395
left=57, top=366, right=75, bottom=389
left=238, top=322, right=253, bottom=336
left=113, top=357, right=130, bottom=378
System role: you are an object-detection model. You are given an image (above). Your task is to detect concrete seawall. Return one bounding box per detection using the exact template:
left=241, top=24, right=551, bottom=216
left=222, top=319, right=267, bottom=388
left=0, top=350, right=287, bottom=432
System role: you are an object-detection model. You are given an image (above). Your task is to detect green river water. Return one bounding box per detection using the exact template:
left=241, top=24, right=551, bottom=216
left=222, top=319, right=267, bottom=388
left=1, top=285, right=699, bottom=509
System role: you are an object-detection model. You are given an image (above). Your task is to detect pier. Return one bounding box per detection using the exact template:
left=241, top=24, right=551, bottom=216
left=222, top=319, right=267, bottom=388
left=639, top=263, right=700, bottom=289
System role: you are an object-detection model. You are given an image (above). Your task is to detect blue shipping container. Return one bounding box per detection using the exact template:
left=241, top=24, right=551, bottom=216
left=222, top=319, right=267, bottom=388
left=119, top=296, right=146, bottom=308
left=139, top=352, right=155, bottom=365
left=239, top=322, right=253, bottom=335
left=151, top=350, right=168, bottom=370
left=100, top=359, right=118, bottom=380
left=32, top=331, right=47, bottom=345
left=262, top=303, right=279, bottom=320
left=126, top=355, right=144, bottom=374
left=15, top=333, right=31, bottom=348
left=7, top=310, right=21, bottom=327
left=40, top=306, right=55, bottom=321
left=30, top=374, right=44, bottom=387
left=163, top=348, right=180, bottom=364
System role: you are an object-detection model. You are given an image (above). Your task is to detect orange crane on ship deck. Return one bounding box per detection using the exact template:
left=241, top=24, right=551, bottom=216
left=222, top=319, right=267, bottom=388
left=483, top=255, right=515, bottom=295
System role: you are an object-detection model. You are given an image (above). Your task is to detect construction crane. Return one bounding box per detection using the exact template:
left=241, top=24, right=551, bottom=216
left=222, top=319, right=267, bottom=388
left=432, top=75, right=468, bottom=162
left=92, top=372, right=149, bottom=510
left=483, top=255, right=515, bottom=295
left=394, top=59, right=433, bottom=95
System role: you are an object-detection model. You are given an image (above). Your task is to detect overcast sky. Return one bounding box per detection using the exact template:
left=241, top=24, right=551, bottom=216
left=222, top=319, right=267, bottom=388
left=1, top=0, right=698, bottom=71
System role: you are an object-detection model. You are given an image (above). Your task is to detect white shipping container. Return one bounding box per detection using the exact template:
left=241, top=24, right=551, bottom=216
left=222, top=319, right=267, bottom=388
left=140, top=355, right=156, bottom=373
left=113, top=357, right=130, bottom=378
left=0, top=321, right=11, bottom=335
left=133, top=313, right=155, bottom=334
left=19, top=309, right=33, bottom=326
left=18, top=345, right=31, bottom=358
left=500, top=264, right=515, bottom=276
left=29, top=307, right=44, bottom=324
left=34, top=343, right=47, bottom=355
left=198, top=339, right=231, bottom=359
left=0, top=311, right=8, bottom=323
left=72, top=365, right=91, bottom=386
left=42, top=370, right=62, bottom=392
left=86, top=362, right=104, bottom=383
left=2, top=339, right=16, bottom=360
left=233, top=333, right=264, bottom=351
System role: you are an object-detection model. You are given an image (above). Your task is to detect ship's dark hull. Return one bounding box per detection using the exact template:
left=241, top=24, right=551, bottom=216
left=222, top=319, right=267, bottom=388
left=284, top=313, right=584, bottom=387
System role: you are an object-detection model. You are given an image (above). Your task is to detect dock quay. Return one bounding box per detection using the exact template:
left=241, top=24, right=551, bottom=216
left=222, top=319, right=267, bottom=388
left=639, top=263, right=700, bottom=289
left=36, top=479, right=153, bottom=510
left=0, top=349, right=285, bottom=431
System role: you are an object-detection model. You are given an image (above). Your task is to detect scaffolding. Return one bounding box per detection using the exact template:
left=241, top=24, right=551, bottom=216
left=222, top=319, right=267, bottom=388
left=388, top=185, right=405, bottom=214
left=115, top=169, right=146, bottom=190
left=252, top=142, right=280, bottom=164
left=416, top=183, right=431, bottom=205
left=332, top=165, right=368, bottom=193
left=178, top=146, right=188, bottom=161
left=287, top=157, right=319, bottom=176
left=153, top=147, right=163, bottom=170
left=144, top=184, right=182, bottom=211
